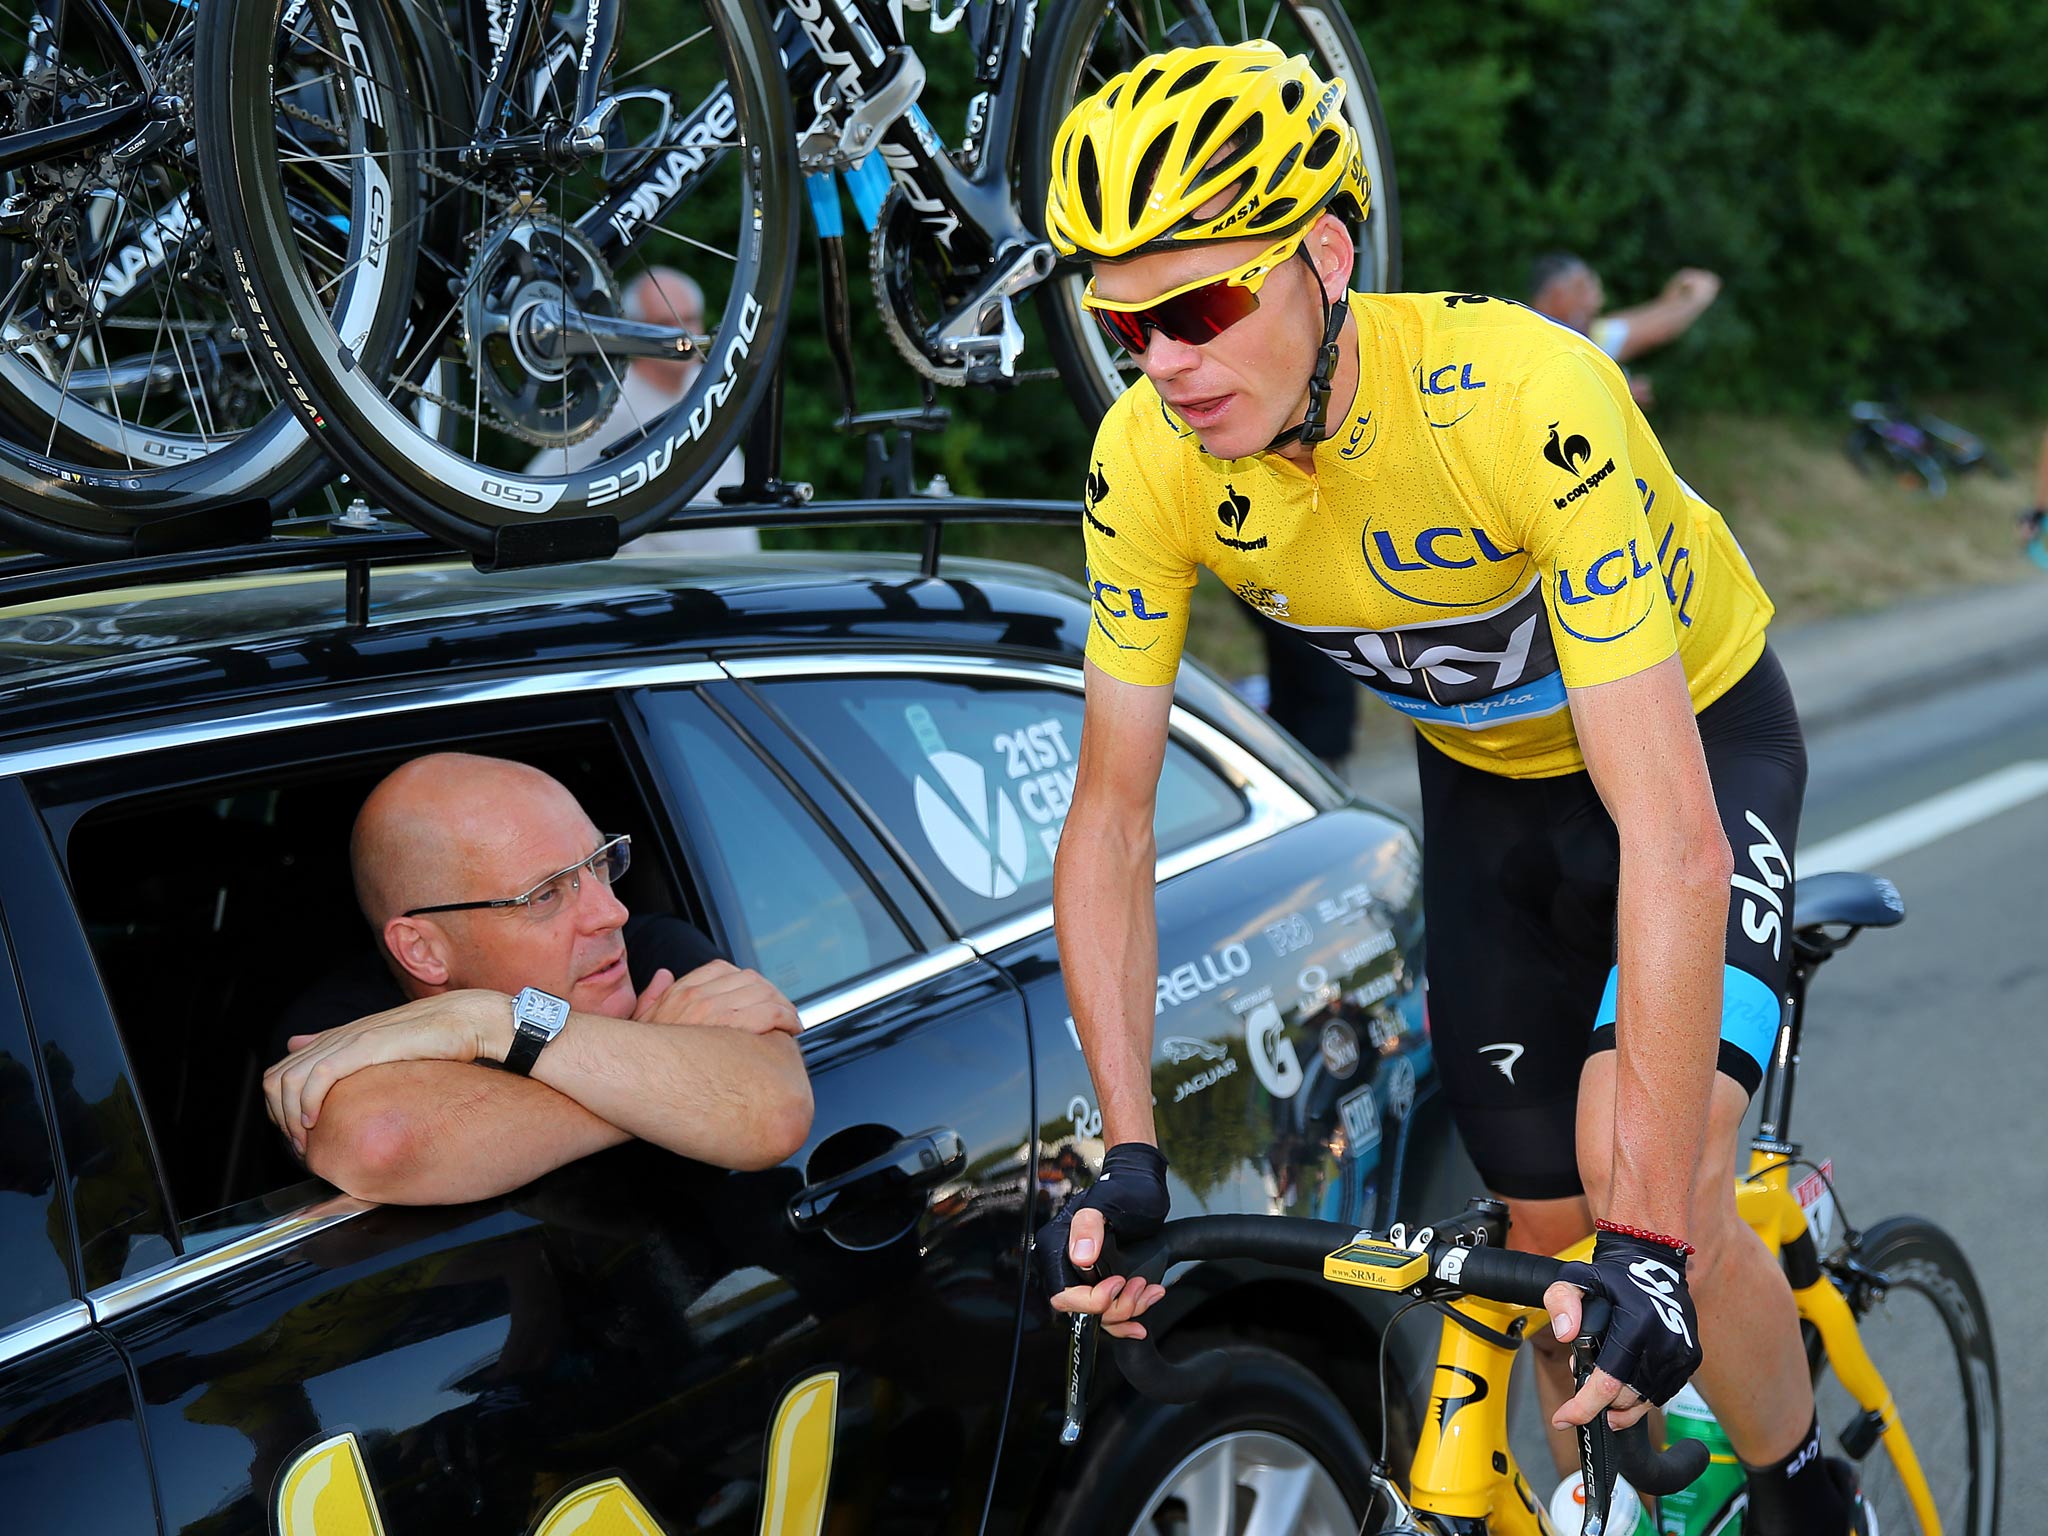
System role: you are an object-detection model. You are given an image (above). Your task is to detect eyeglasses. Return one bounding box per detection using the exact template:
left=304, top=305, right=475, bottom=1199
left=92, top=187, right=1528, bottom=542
left=403, top=834, right=632, bottom=922
left=1082, top=229, right=1311, bottom=354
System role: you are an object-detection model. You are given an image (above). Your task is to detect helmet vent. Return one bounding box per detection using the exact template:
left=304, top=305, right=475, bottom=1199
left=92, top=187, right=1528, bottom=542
left=1167, top=60, right=1218, bottom=97
left=1131, top=126, right=1175, bottom=228
left=1077, top=137, right=1103, bottom=229
left=1131, top=65, right=1165, bottom=105
left=1250, top=195, right=1297, bottom=229
left=1182, top=97, right=1236, bottom=173
left=1304, top=128, right=1341, bottom=170
left=1264, top=142, right=1303, bottom=193
left=1280, top=78, right=1304, bottom=112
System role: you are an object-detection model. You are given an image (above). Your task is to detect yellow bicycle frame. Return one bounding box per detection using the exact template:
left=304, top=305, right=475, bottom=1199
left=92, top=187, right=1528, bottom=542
left=1340, top=1160, right=1942, bottom=1533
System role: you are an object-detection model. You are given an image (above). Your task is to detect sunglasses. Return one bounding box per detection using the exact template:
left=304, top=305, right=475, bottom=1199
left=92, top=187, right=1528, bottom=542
left=1083, top=230, right=1311, bottom=354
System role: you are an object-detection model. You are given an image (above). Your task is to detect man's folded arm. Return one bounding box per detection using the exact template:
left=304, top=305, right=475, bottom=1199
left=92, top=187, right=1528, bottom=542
left=304, top=1061, right=629, bottom=1205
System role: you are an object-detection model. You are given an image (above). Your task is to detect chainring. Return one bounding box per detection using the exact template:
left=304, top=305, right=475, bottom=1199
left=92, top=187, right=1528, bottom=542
left=460, top=218, right=625, bottom=447
left=871, top=183, right=989, bottom=388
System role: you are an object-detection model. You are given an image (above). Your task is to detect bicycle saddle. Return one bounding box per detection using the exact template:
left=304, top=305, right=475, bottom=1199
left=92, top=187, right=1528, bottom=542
left=1794, top=870, right=1905, bottom=930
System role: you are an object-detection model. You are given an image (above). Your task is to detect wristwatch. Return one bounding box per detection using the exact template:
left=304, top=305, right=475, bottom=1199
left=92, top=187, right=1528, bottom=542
left=503, top=987, right=571, bottom=1076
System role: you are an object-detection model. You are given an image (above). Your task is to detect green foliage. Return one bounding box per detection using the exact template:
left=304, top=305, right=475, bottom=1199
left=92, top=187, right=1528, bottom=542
left=1362, top=0, right=2048, bottom=410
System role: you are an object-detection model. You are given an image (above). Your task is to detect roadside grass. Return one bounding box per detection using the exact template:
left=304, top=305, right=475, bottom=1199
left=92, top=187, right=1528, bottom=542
left=766, top=402, right=2042, bottom=691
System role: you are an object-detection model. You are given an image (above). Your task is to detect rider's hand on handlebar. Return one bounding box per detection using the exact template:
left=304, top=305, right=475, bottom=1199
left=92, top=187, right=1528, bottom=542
left=1545, top=1228, right=1703, bottom=1433
left=1036, top=1142, right=1172, bottom=1340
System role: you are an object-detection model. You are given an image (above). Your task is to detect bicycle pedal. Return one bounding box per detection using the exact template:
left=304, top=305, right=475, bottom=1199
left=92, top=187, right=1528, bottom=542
left=1323, top=1239, right=1427, bottom=1290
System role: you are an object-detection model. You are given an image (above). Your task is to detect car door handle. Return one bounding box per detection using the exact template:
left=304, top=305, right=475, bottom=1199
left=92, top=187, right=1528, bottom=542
left=787, top=1127, right=966, bottom=1231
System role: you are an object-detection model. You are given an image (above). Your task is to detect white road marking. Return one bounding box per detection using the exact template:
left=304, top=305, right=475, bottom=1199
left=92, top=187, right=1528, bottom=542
left=1799, top=760, right=2048, bottom=875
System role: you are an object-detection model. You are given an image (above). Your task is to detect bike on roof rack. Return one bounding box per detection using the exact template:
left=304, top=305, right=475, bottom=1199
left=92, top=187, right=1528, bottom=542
left=0, top=0, right=451, bottom=562
left=188, top=0, right=1398, bottom=570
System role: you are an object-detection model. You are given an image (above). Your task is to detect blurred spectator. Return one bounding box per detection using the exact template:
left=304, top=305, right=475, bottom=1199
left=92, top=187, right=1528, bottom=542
left=2020, top=425, right=2048, bottom=566
left=1528, top=252, right=1721, bottom=409
left=527, top=267, right=756, bottom=553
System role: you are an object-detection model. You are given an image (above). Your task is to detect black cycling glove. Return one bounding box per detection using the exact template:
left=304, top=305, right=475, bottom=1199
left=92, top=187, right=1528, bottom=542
left=1555, top=1228, right=1703, bottom=1406
left=1035, top=1141, right=1170, bottom=1295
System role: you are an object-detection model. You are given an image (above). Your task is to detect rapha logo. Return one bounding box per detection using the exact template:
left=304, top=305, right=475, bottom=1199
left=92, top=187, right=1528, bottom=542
left=1627, top=1257, right=1695, bottom=1346
left=1543, top=422, right=1593, bottom=476
left=1215, top=484, right=1266, bottom=550
left=1479, top=1042, right=1524, bottom=1083
left=1083, top=461, right=1115, bottom=538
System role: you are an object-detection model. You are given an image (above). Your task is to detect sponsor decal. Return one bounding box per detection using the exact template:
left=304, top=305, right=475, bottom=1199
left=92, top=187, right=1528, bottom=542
left=1172, top=1055, right=1239, bottom=1102
left=1347, top=972, right=1400, bottom=1008
left=1244, top=1000, right=1303, bottom=1098
left=1264, top=912, right=1315, bottom=957
left=1209, top=193, right=1259, bottom=234
left=1552, top=535, right=1657, bottom=645
left=1415, top=362, right=1489, bottom=429
left=1733, top=808, right=1792, bottom=959
left=1431, top=1364, right=1490, bottom=1432
left=1215, top=484, right=1266, bottom=550
left=1316, top=882, right=1373, bottom=928
left=1229, top=984, right=1275, bottom=1017
left=1627, top=1257, right=1694, bottom=1346
left=912, top=750, right=1028, bottom=898
left=1235, top=580, right=1291, bottom=618
left=589, top=291, right=763, bottom=506
left=1305, top=78, right=1342, bottom=132
left=605, top=91, right=739, bottom=244
left=1285, top=580, right=1570, bottom=730
left=1435, top=1246, right=1468, bottom=1284
left=1441, top=293, right=1501, bottom=308
left=1162, top=1036, right=1229, bottom=1064
left=1087, top=571, right=1172, bottom=622
left=1068, top=1095, right=1103, bottom=1138
left=1361, top=515, right=1524, bottom=609
left=1156, top=943, right=1253, bottom=1015
left=1382, top=1054, right=1416, bottom=1120
left=1339, top=410, right=1378, bottom=460
left=1543, top=421, right=1618, bottom=509
left=1338, top=1085, right=1381, bottom=1156
left=1083, top=461, right=1114, bottom=537
left=1341, top=930, right=1397, bottom=970
left=1321, top=1020, right=1361, bottom=1077
left=1480, top=1041, right=1524, bottom=1083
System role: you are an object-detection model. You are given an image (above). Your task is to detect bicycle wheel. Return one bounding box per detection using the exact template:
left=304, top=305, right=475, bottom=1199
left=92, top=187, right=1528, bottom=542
left=1021, top=0, right=1401, bottom=428
left=0, top=2, right=400, bottom=559
left=1813, top=1216, right=1999, bottom=1536
left=198, top=0, right=800, bottom=568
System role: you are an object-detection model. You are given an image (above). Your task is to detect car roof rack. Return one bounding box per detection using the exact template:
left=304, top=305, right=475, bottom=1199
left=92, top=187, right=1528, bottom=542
left=0, top=495, right=1083, bottom=620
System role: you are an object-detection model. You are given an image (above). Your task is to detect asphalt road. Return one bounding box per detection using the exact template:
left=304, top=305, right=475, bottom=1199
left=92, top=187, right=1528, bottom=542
left=1435, top=646, right=2048, bottom=1519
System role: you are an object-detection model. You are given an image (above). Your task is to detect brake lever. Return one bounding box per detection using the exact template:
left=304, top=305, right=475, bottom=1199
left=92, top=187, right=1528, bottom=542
left=1571, top=1324, right=1618, bottom=1534
left=1058, top=1240, right=1111, bottom=1446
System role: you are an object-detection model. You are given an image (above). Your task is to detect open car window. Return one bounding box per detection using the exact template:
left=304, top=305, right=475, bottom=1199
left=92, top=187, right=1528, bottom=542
left=40, top=721, right=685, bottom=1245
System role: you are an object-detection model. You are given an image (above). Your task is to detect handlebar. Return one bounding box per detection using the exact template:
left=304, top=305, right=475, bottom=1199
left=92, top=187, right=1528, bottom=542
left=1069, top=1213, right=1709, bottom=1510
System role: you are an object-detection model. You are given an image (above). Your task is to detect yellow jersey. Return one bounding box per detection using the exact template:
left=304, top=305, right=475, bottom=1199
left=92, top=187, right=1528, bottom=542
left=1080, top=291, right=1773, bottom=777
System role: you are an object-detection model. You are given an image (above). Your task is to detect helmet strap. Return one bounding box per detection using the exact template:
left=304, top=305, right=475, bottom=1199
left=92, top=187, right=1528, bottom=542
left=1263, top=243, right=1350, bottom=454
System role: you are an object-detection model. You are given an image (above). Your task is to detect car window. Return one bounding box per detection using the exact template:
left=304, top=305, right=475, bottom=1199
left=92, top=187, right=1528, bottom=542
left=0, top=948, right=74, bottom=1327
left=649, top=703, right=914, bottom=1003
left=759, top=676, right=1246, bottom=930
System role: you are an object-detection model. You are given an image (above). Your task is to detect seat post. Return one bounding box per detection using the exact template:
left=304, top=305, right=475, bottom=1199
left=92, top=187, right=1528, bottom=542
left=1751, top=962, right=1810, bottom=1155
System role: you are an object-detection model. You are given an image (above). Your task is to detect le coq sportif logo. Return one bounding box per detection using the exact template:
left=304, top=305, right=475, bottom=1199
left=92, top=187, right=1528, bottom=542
left=1215, top=484, right=1266, bottom=550
left=1543, top=422, right=1593, bottom=477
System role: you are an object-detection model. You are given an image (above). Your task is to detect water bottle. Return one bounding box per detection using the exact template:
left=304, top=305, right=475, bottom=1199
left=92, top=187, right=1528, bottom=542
left=1656, top=1382, right=1747, bottom=1535
left=1549, top=1469, right=1644, bottom=1534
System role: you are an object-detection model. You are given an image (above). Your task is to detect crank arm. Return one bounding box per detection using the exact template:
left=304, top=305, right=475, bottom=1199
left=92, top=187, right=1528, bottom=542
left=523, top=301, right=699, bottom=362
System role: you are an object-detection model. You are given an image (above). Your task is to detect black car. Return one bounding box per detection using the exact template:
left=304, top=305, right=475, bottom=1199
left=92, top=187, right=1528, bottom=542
left=0, top=527, right=1470, bottom=1535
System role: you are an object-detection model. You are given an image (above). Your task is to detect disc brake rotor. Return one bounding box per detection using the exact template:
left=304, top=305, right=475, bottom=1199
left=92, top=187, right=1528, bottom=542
left=461, top=219, right=624, bottom=447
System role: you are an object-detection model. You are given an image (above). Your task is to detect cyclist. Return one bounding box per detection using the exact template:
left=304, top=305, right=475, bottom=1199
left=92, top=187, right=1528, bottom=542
left=1036, top=42, right=1864, bottom=1535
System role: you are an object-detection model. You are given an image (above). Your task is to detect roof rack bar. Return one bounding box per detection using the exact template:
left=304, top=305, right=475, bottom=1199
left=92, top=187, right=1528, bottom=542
left=0, top=496, right=1081, bottom=609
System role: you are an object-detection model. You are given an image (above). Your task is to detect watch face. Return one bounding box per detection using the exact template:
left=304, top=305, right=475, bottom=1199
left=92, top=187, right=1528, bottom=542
left=515, top=988, right=570, bottom=1034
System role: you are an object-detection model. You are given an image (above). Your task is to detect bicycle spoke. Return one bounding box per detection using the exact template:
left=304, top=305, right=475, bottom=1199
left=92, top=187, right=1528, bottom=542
left=1260, top=1, right=1279, bottom=39
left=616, top=27, right=712, bottom=81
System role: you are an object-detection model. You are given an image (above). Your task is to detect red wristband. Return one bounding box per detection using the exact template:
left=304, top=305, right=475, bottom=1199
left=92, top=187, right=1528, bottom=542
left=1594, top=1217, right=1696, bottom=1257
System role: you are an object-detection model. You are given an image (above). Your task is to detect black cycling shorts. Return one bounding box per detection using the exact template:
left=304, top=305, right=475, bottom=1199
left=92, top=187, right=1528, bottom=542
left=1417, top=647, right=1807, bottom=1201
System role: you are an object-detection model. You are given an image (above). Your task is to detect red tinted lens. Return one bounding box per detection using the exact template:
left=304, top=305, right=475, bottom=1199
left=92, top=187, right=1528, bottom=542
left=1091, top=278, right=1262, bottom=353
left=1150, top=280, right=1262, bottom=343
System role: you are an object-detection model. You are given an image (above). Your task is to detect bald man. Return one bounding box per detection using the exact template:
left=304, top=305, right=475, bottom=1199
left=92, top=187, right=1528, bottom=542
left=264, top=753, right=811, bottom=1204
left=1528, top=252, right=1721, bottom=408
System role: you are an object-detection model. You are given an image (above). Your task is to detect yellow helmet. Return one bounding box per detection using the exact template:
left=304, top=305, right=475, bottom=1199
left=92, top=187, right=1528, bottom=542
left=1045, top=41, right=1370, bottom=260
